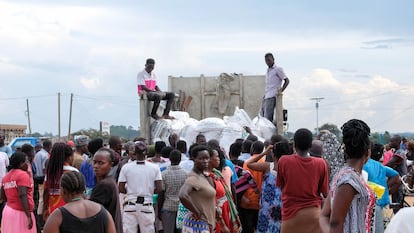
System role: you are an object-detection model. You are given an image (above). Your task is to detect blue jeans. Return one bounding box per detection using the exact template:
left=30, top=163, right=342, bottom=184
left=161, top=209, right=177, bottom=233
left=261, top=97, right=276, bottom=122
left=375, top=204, right=384, bottom=233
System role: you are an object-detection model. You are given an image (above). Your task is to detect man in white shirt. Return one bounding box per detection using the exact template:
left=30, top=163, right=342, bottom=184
left=261, top=52, right=290, bottom=123
left=118, top=141, right=162, bottom=233
left=137, top=58, right=175, bottom=120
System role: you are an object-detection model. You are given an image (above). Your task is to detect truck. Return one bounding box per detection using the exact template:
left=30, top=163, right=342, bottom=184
left=9, top=137, right=41, bottom=154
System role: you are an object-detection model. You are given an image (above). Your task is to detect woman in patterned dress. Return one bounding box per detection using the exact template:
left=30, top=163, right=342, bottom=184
left=320, top=119, right=376, bottom=233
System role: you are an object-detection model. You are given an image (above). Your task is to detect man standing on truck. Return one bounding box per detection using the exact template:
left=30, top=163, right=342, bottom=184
left=261, top=52, right=290, bottom=124
left=137, top=58, right=175, bottom=120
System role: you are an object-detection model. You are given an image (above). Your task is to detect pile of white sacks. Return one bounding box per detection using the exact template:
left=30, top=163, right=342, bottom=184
left=150, top=107, right=276, bottom=152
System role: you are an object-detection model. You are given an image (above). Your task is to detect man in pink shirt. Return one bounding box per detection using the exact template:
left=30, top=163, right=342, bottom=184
left=137, top=58, right=175, bottom=120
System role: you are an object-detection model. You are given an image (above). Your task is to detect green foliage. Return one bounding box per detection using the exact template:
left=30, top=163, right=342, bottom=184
left=370, top=131, right=391, bottom=144
left=319, top=123, right=341, bottom=138
left=70, top=125, right=140, bottom=141
left=110, top=125, right=140, bottom=140
left=284, top=131, right=294, bottom=140
left=31, top=132, right=43, bottom=137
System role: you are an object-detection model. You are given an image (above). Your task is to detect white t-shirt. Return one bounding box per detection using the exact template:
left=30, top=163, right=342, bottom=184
left=136, top=69, right=157, bottom=95
left=44, top=165, right=79, bottom=182
left=181, top=153, right=189, bottom=161
left=118, top=161, right=162, bottom=203
left=385, top=207, right=414, bottom=233
left=0, top=151, right=9, bottom=184
left=179, top=160, right=194, bottom=174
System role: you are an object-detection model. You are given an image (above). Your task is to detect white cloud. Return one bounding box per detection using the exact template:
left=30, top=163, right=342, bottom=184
left=80, top=78, right=100, bottom=89
left=0, top=2, right=109, bottom=46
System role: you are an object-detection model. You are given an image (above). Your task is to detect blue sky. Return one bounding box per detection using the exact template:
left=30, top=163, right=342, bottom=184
left=1, top=0, right=413, bottom=135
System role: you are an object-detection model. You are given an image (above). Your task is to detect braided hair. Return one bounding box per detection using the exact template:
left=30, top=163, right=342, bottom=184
left=341, top=119, right=371, bottom=159
left=60, top=171, right=86, bottom=194
left=46, top=142, right=73, bottom=190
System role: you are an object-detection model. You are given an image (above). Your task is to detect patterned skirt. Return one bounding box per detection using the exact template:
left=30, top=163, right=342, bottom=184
left=181, top=213, right=211, bottom=233
left=176, top=203, right=189, bottom=229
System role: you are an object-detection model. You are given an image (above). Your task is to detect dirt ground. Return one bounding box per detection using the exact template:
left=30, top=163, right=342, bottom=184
left=383, top=195, right=414, bottom=227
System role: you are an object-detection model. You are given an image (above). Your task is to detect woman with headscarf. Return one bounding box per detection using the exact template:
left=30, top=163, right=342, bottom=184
left=0, top=152, right=36, bottom=233
left=318, top=130, right=345, bottom=182
left=43, top=143, right=78, bottom=220
left=320, top=119, right=376, bottom=233
left=43, top=171, right=116, bottom=233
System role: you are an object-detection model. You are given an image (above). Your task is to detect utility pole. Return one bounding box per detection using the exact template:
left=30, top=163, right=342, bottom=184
left=26, top=99, right=32, bottom=136
left=58, top=92, right=61, bottom=140
left=68, top=93, right=73, bottom=140
left=310, top=97, right=324, bottom=134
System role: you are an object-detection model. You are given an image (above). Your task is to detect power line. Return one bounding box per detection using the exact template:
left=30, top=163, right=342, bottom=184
left=319, top=88, right=409, bottom=108
left=372, top=102, right=414, bottom=129
left=0, top=94, right=57, bottom=101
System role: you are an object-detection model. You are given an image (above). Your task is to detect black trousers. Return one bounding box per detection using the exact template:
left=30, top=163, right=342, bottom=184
left=238, top=207, right=258, bottom=233
left=146, top=91, right=175, bottom=116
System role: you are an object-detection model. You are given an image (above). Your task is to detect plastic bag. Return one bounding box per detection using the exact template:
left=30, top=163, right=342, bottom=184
left=252, top=116, right=276, bottom=140
left=367, top=181, right=385, bottom=199
left=226, top=107, right=253, bottom=129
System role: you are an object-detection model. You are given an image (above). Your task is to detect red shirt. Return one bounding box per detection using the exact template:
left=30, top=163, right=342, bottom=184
left=276, top=154, right=328, bottom=220
left=2, top=169, right=34, bottom=211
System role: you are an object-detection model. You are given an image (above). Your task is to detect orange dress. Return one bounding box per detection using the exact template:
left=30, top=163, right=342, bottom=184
left=46, top=165, right=78, bottom=214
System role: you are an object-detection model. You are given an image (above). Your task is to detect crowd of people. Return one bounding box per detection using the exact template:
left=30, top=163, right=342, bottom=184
left=0, top=119, right=414, bottom=233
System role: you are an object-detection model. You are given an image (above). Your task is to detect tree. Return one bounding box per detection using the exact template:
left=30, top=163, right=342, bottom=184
left=71, top=125, right=140, bottom=141
left=110, top=125, right=140, bottom=140
left=284, top=131, right=294, bottom=140
left=71, top=128, right=109, bottom=141
left=31, top=132, right=43, bottom=137
left=319, top=123, right=341, bottom=138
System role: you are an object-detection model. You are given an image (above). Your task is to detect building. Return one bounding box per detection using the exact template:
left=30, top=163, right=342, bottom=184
left=0, top=124, right=27, bottom=144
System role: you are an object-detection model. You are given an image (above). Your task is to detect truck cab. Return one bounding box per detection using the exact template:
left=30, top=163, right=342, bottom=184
left=9, top=137, right=41, bottom=154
